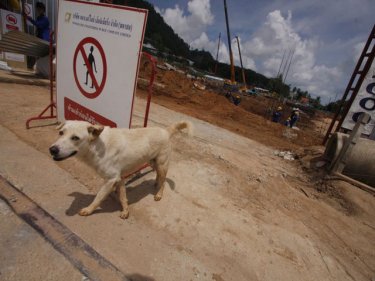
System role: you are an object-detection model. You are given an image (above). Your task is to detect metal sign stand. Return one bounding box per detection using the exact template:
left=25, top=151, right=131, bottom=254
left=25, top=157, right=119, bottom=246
left=123, top=52, right=157, bottom=179
left=26, top=31, right=57, bottom=129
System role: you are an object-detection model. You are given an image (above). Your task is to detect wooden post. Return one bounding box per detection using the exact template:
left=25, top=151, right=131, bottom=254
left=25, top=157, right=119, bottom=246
left=330, top=113, right=370, bottom=174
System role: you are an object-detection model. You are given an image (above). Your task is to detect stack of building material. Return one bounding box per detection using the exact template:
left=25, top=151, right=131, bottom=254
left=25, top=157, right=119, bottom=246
left=0, top=30, right=49, bottom=57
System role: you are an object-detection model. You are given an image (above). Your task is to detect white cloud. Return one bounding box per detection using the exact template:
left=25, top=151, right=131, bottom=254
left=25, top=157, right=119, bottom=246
left=190, top=32, right=212, bottom=50
left=190, top=32, right=237, bottom=69
left=158, top=1, right=254, bottom=69
left=238, top=10, right=342, bottom=101
left=187, top=0, right=214, bottom=25
left=158, top=0, right=214, bottom=43
left=158, top=0, right=236, bottom=67
left=231, top=37, right=257, bottom=71
left=263, top=57, right=281, bottom=77
left=154, top=6, right=161, bottom=15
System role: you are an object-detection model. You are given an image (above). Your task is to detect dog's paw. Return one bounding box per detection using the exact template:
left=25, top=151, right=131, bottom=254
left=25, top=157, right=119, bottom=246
left=119, top=211, right=129, bottom=219
left=79, top=208, right=92, bottom=216
left=154, top=194, right=163, bottom=201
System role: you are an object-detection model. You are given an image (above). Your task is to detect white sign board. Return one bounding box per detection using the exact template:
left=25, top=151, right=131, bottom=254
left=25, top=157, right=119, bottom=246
left=342, top=61, right=375, bottom=135
left=0, top=9, right=25, bottom=62
left=57, top=0, right=147, bottom=128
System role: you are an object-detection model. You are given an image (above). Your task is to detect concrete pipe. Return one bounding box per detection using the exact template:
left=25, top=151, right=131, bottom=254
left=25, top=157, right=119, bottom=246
left=324, top=132, right=375, bottom=187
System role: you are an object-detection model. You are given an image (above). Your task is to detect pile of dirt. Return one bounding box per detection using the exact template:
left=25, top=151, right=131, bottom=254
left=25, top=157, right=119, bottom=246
left=138, top=62, right=329, bottom=150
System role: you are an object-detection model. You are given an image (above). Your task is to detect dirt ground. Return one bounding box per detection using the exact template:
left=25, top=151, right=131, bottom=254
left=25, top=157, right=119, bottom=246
left=0, top=75, right=374, bottom=281
left=138, top=62, right=332, bottom=151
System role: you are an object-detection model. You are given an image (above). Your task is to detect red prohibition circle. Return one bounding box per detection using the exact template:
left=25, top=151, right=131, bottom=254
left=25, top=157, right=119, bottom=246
left=24, top=4, right=31, bottom=16
left=6, top=14, right=17, bottom=24
left=73, top=37, right=107, bottom=99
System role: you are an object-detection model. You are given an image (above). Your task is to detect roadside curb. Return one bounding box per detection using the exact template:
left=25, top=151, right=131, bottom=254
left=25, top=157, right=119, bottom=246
left=0, top=175, right=129, bottom=281
left=0, top=70, right=50, bottom=87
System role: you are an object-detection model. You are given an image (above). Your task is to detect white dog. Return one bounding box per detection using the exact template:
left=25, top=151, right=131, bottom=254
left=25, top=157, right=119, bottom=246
left=49, top=120, right=192, bottom=219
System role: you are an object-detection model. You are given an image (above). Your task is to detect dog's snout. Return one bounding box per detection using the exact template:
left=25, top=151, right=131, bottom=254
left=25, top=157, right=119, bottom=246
left=49, top=145, right=59, bottom=156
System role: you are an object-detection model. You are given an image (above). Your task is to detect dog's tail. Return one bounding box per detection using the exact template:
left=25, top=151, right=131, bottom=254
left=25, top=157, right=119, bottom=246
left=167, top=121, right=193, bottom=137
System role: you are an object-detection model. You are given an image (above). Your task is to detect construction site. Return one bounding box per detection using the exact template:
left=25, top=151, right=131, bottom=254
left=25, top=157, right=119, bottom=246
left=0, top=1, right=375, bottom=281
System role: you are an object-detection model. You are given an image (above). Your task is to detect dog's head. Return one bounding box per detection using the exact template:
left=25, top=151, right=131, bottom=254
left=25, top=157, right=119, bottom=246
left=49, top=120, right=104, bottom=161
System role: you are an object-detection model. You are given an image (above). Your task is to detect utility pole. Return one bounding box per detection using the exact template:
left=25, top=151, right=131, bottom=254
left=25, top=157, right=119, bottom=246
left=235, top=36, right=247, bottom=87
left=214, top=32, right=221, bottom=74
left=223, top=0, right=235, bottom=83
left=281, top=48, right=292, bottom=78
left=283, top=47, right=295, bottom=83
left=276, top=50, right=286, bottom=78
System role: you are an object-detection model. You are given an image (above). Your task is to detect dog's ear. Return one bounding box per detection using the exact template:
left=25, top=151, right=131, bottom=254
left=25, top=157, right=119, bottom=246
left=88, top=125, right=104, bottom=141
left=56, top=122, right=65, bottom=130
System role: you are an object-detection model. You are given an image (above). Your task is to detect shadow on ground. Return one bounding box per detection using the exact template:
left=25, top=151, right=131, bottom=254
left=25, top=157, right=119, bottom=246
left=65, top=178, right=175, bottom=216
left=126, top=273, right=156, bottom=281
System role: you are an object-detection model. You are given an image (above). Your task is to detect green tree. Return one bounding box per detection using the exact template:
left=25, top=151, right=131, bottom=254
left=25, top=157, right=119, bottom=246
left=268, top=76, right=290, bottom=97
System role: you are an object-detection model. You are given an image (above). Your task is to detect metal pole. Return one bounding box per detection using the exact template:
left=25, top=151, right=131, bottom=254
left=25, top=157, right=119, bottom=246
left=235, top=36, right=246, bottom=86
left=141, top=52, right=156, bottom=128
left=283, top=47, right=295, bottom=83
left=276, top=50, right=286, bottom=78
left=214, top=32, right=221, bottom=74
left=49, top=30, right=54, bottom=115
left=223, top=0, right=235, bottom=83
left=281, top=48, right=291, bottom=78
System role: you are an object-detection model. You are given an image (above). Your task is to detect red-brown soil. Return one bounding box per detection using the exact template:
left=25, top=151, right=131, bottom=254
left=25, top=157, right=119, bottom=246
left=138, top=60, right=331, bottom=151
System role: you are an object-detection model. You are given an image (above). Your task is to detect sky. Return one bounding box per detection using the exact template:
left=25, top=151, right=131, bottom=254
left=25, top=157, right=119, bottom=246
left=146, top=0, right=374, bottom=104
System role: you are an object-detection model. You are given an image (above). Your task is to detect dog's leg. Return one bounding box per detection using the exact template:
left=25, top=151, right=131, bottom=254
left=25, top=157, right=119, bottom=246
left=154, top=154, right=169, bottom=201
left=79, top=178, right=118, bottom=216
left=150, top=160, right=160, bottom=187
left=116, top=180, right=129, bottom=219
